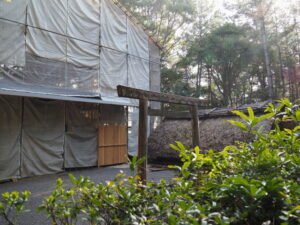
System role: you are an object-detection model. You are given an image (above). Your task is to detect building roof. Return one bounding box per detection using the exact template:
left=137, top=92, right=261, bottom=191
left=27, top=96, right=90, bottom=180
left=0, top=80, right=135, bottom=106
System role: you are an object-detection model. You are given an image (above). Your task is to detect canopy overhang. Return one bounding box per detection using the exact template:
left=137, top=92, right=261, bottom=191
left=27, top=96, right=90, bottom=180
left=0, top=84, right=135, bottom=106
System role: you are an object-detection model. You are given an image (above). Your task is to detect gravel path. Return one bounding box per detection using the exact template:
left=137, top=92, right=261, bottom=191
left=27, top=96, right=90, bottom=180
left=0, top=164, right=175, bottom=225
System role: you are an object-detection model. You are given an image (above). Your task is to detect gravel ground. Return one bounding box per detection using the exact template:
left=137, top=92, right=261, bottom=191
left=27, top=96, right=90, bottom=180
left=0, top=164, right=175, bottom=225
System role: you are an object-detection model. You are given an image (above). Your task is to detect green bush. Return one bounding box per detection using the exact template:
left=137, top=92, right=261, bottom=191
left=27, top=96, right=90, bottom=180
left=1, top=98, right=299, bottom=224
left=0, top=191, right=31, bottom=225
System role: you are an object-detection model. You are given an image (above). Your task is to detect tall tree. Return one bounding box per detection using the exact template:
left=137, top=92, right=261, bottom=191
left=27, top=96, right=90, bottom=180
left=119, top=0, right=195, bottom=60
left=226, top=0, right=275, bottom=100
left=185, top=24, right=254, bottom=106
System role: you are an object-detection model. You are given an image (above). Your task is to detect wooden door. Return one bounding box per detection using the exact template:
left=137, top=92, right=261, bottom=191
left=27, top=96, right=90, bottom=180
left=98, top=125, right=128, bottom=167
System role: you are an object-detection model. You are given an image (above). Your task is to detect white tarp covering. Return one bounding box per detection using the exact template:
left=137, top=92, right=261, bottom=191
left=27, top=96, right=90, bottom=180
left=128, top=108, right=151, bottom=156
left=0, top=0, right=159, bottom=98
left=100, top=48, right=127, bottom=97
left=101, top=0, right=127, bottom=52
left=0, top=0, right=27, bottom=22
left=128, top=56, right=149, bottom=90
left=24, top=53, right=66, bottom=88
left=149, top=41, right=161, bottom=107
left=128, top=108, right=138, bottom=156
left=127, top=20, right=149, bottom=59
left=0, top=0, right=161, bottom=174
left=27, top=0, right=67, bottom=33
left=149, top=40, right=161, bottom=64
left=22, top=52, right=100, bottom=94
left=0, top=0, right=27, bottom=66
left=0, top=96, right=22, bottom=181
left=67, top=0, right=100, bottom=68
left=64, top=102, right=98, bottom=168
left=67, top=0, right=100, bottom=43
left=21, top=98, right=65, bottom=178
left=149, top=41, right=161, bottom=130
left=26, top=0, right=67, bottom=61
left=65, top=63, right=100, bottom=93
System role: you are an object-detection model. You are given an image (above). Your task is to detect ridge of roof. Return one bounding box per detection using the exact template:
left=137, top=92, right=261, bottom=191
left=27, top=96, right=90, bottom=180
left=110, top=0, right=163, bottom=50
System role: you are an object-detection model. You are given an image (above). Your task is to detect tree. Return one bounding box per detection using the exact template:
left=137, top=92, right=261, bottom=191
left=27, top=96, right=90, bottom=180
left=226, top=0, right=275, bottom=99
left=119, top=0, right=195, bottom=60
left=185, top=23, right=255, bottom=106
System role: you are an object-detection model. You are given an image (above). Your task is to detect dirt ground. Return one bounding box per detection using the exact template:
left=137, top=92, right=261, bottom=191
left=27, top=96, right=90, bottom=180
left=0, top=164, right=175, bottom=225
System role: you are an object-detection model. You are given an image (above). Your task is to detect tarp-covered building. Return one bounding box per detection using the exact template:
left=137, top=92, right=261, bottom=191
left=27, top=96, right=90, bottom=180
left=0, top=0, right=161, bottom=181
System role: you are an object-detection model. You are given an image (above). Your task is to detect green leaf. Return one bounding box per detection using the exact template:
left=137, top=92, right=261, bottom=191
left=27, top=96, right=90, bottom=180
left=182, top=162, right=191, bottom=170
left=36, top=206, right=46, bottom=212
left=176, top=141, right=186, bottom=151
left=232, top=110, right=250, bottom=122
left=136, top=157, right=145, bottom=166
left=247, top=107, right=254, bottom=120
left=68, top=174, right=77, bottom=185
left=227, top=120, right=248, bottom=131
left=295, top=110, right=300, bottom=121
left=169, top=215, right=177, bottom=225
left=251, top=118, right=259, bottom=128
left=170, top=144, right=180, bottom=151
left=280, top=98, right=292, bottom=108
left=257, top=113, right=275, bottom=121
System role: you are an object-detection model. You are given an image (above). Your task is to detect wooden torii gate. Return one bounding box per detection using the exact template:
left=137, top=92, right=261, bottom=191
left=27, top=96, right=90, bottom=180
left=117, top=85, right=205, bottom=183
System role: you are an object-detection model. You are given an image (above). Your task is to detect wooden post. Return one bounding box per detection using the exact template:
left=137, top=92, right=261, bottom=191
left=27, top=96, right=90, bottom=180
left=190, top=104, right=200, bottom=149
left=138, top=98, right=148, bottom=183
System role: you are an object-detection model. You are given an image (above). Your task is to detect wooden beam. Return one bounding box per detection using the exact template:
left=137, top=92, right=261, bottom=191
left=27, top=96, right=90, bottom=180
left=149, top=107, right=268, bottom=120
left=117, top=85, right=207, bottom=106
left=138, top=98, right=148, bottom=184
left=190, top=105, right=201, bottom=149
left=148, top=109, right=191, bottom=118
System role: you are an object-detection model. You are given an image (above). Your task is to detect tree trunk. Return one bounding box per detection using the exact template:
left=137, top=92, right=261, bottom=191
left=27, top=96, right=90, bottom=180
left=258, top=16, right=274, bottom=100
left=277, top=45, right=285, bottom=97
left=207, top=67, right=213, bottom=106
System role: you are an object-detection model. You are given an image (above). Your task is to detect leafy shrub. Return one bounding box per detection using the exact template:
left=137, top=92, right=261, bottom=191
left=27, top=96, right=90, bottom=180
left=1, top=99, right=299, bottom=224
left=0, top=191, right=31, bottom=225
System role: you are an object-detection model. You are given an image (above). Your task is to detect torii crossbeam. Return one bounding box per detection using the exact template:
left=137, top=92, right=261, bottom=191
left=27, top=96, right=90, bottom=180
left=117, top=85, right=205, bottom=183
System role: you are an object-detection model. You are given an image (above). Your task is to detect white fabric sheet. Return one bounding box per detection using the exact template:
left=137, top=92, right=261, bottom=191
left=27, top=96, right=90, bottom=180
left=128, top=108, right=150, bottom=156
left=0, top=0, right=28, bottom=22
left=0, top=21, right=26, bottom=66
left=0, top=96, right=22, bottom=181
left=66, top=63, right=99, bottom=93
left=128, top=56, right=150, bottom=90
left=0, top=0, right=27, bottom=66
left=21, top=98, right=65, bottom=178
left=150, top=62, right=161, bottom=92
left=67, top=39, right=100, bottom=69
left=26, top=27, right=67, bottom=61
left=27, top=0, right=67, bottom=34
left=100, top=48, right=127, bottom=97
left=26, top=0, right=67, bottom=61
left=127, top=20, right=149, bottom=59
left=64, top=102, right=98, bottom=168
left=149, top=41, right=161, bottom=109
left=128, top=108, right=138, bottom=156
left=1, top=0, right=160, bottom=98
left=25, top=53, right=66, bottom=88
left=149, top=41, right=161, bottom=64
left=101, top=0, right=127, bottom=52
left=67, top=0, right=100, bottom=68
